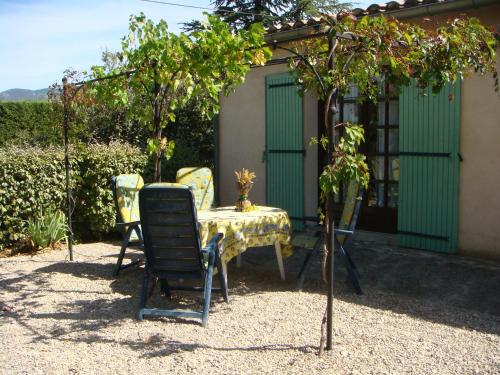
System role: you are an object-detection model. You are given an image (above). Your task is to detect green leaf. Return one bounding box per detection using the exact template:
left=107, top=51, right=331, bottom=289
left=165, top=140, right=175, bottom=160
left=146, top=138, right=158, bottom=155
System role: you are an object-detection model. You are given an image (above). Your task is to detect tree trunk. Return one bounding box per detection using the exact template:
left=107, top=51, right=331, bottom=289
left=152, top=117, right=162, bottom=183
left=152, top=74, right=162, bottom=183
left=254, top=0, right=264, bottom=22
left=325, top=101, right=336, bottom=351
left=325, top=34, right=338, bottom=352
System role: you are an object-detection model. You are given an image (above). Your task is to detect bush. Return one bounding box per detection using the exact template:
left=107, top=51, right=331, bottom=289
left=0, top=143, right=148, bottom=249
left=0, top=98, right=215, bottom=248
left=74, top=142, right=148, bottom=239
left=26, top=209, right=67, bottom=250
left=162, top=100, right=214, bottom=179
left=0, top=147, right=67, bottom=248
left=0, top=102, right=62, bottom=146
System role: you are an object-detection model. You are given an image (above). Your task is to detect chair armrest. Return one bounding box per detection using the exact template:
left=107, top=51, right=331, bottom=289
left=305, top=225, right=323, bottom=235
left=201, top=233, right=224, bottom=254
left=116, top=221, right=141, bottom=228
left=334, top=228, right=353, bottom=236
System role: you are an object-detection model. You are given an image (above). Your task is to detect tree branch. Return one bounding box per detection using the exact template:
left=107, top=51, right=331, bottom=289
left=276, top=45, right=328, bottom=98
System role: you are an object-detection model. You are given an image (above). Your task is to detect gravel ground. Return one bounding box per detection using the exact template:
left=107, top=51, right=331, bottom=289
left=0, top=242, right=499, bottom=375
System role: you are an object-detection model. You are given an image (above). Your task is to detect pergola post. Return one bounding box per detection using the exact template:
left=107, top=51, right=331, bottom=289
left=62, top=77, right=74, bottom=261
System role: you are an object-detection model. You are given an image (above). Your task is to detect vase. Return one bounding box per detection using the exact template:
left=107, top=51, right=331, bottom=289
left=235, top=181, right=253, bottom=212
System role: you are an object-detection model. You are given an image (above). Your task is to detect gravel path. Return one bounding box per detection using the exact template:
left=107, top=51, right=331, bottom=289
left=0, top=242, right=499, bottom=375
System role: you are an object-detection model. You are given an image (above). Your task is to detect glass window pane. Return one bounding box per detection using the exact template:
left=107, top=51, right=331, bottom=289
left=388, top=129, right=399, bottom=153
left=389, top=157, right=399, bottom=181
left=370, top=156, right=385, bottom=180
left=363, top=129, right=378, bottom=154
left=388, top=184, right=398, bottom=208
left=333, top=110, right=340, bottom=123
left=388, top=84, right=398, bottom=99
left=377, top=80, right=385, bottom=98
left=389, top=100, right=399, bottom=125
left=377, top=129, right=385, bottom=153
left=368, top=183, right=385, bottom=207
left=343, top=102, right=359, bottom=123
left=377, top=102, right=385, bottom=126
left=345, top=84, right=359, bottom=100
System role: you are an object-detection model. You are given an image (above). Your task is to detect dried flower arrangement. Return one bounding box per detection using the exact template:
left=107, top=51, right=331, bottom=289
left=235, top=168, right=256, bottom=212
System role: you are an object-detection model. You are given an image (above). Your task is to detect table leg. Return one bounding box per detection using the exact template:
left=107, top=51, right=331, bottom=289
left=236, top=254, right=242, bottom=268
left=222, top=261, right=228, bottom=286
left=274, top=242, right=285, bottom=281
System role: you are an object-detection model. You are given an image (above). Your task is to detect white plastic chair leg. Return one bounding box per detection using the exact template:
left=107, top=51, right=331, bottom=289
left=274, top=242, right=285, bottom=281
left=222, top=261, right=228, bottom=286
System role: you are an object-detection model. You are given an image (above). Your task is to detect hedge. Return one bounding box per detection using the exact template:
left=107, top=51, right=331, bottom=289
left=0, top=102, right=61, bottom=146
left=0, top=99, right=214, bottom=160
left=0, top=99, right=215, bottom=248
left=0, top=143, right=148, bottom=249
left=74, top=143, right=148, bottom=239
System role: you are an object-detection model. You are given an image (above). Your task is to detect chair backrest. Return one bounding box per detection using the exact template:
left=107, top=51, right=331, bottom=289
left=337, top=180, right=364, bottom=246
left=111, top=174, right=144, bottom=240
left=176, top=167, right=214, bottom=211
left=139, top=184, right=204, bottom=278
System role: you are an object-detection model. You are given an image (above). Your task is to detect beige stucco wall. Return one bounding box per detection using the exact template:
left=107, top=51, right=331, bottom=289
left=458, top=54, right=500, bottom=259
left=219, top=5, right=500, bottom=259
left=218, top=47, right=318, bottom=216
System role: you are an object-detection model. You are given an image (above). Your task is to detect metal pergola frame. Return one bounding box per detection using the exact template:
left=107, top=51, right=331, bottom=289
left=59, top=31, right=347, bottom=352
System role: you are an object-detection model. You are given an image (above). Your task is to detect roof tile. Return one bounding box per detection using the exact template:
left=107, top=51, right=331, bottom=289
left=265, top=0, right=457, bottom=34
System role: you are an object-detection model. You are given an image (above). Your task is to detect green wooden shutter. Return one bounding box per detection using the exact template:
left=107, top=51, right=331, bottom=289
left=398, top=80, right=461, bottom=253
left=265, top=73, right=304, bottom=230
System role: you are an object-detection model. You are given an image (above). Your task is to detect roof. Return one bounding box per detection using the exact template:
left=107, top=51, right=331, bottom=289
left=265, top=0, right=490, bottom=34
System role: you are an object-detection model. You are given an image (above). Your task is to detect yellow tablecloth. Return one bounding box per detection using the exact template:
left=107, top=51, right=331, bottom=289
left=197, top=206, right=293, bottom=266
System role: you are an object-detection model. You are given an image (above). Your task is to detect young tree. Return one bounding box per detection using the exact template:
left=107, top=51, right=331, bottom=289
left=286, top=14, right=497, bottom=353
left=89, top=13, right=271, bottom=181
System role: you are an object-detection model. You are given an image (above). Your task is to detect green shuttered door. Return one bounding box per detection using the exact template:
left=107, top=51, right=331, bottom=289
left=265, top=73, right=304, bottom=230
left=398, top=81, right=461, bottom=253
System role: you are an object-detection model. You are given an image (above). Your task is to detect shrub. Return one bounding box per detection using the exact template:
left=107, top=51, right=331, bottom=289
left=0, top=102, right=62, bottom=146
left=0, top=146, right=67, bottom=248
left=0, top=98, right=215, bottom=248
left=26, top=209, right=67, bottom=250
left=74, top=142, right=148, bottom=239
left=0, top=143, right=148, bottom=249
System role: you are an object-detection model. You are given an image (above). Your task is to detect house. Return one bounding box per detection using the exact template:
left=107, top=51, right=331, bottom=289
left=215, top=0, right=500, bottom=260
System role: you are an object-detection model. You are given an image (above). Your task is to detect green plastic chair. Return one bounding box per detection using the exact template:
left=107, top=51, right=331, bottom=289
left=138, top=183, right=228, bottom=327
left=176, top=167, right=214, bottom=210
left=293, top=180, right=364, bottom=294
left=111, top=174, right=144, bottom=276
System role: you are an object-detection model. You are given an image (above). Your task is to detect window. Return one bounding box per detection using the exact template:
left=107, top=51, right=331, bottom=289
left=332, top=81, right=399, bottom=232
left=363, top=82, right=399, bottom=210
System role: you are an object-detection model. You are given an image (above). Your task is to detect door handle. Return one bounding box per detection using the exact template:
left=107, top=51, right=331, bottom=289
left=262, top=149, right=267, bottom=163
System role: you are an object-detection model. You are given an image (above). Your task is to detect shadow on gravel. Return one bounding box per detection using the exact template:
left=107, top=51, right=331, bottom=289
left=274, top=242, right=500, bottom=335
left=137, top=340, right=317, bottom=358
left=2, top=238, right=499, bottom=356
left=221, top=242, right=500, bottom=336
left=1, top=258, right=315, bottom=357
left=1, top=257, right=229, bottom=344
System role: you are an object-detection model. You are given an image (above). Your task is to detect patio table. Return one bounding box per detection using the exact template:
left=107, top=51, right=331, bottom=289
left=197, top=206, right=293, bottom=281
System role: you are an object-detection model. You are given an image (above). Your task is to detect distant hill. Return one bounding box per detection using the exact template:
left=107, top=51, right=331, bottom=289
left=0, top=88, right=48, bottom=102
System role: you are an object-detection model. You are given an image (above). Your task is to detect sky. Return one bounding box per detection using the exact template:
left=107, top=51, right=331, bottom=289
left=0, top=0, right=374, bottom=92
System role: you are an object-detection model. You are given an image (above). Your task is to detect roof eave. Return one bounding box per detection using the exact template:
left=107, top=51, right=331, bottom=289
left=265, top=0, right=500, bottom=44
